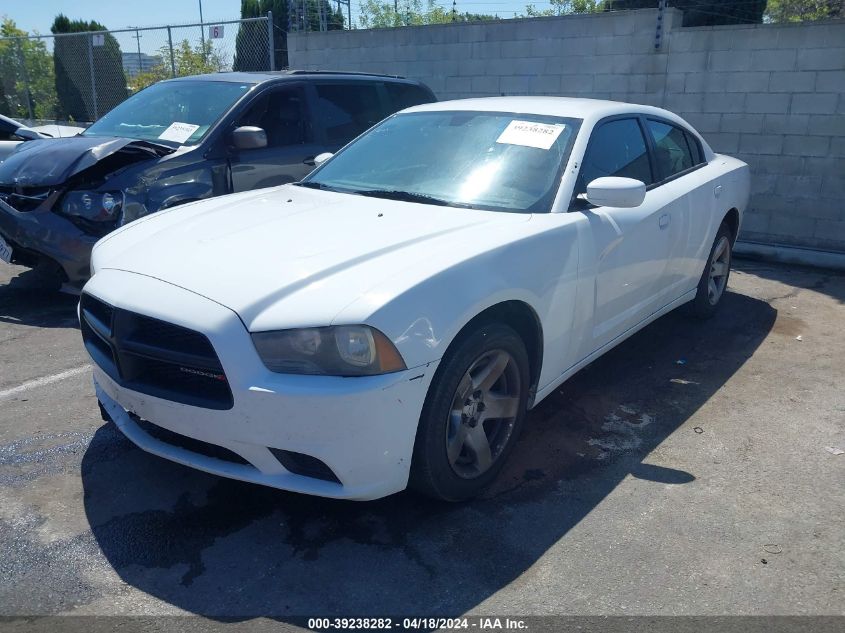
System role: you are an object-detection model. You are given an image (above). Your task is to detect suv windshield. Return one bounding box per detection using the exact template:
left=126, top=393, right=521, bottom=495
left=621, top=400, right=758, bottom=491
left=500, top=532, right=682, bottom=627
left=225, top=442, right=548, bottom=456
left=301, top=111, right=581, bottom=212
left=84, top=81, right=252, bottom=146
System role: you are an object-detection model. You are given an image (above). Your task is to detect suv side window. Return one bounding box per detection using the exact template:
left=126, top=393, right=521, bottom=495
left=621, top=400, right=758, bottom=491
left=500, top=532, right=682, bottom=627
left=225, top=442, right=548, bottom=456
left=384, top=82, right=435, bottom=111
left=646, top=119, right=696, bottom=181
left=237, top=86, right=310, bottom=147
left=576, top=118, right=652, bottom=197
left=313, top=82, right=384, bottom=145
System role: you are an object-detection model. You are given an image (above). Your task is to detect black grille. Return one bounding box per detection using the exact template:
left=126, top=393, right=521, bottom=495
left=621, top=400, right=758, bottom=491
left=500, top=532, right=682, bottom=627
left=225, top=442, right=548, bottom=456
left=131, top=415, right=250, bottom=465
left=80, top=293, right=234, bottom=410
left=0, top=185, right=53, bottom=213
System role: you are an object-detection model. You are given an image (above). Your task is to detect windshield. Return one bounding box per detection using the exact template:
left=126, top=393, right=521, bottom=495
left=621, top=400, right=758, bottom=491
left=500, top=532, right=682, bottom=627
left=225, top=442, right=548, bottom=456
left=84, top=81, right=252, bottom=145
left=301, top=111, right=581, bottom=212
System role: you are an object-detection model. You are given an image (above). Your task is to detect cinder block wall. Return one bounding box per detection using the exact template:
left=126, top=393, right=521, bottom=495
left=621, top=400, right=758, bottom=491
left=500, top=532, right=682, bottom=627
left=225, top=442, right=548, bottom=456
left=290, top=9, right=845, bottom=252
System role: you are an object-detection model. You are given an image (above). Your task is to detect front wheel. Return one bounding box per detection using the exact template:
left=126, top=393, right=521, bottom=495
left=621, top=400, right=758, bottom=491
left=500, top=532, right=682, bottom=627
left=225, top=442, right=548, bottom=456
left=690, top=222, right=733, bottom=318
left=410, top=323, right=530, bottom=501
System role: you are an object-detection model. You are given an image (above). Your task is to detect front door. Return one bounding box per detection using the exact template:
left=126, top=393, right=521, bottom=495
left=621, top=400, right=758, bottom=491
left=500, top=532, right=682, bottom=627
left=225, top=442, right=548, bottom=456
left=229, top=85, right=324, bottom=192
left=573, top=117, right=683, bottom=357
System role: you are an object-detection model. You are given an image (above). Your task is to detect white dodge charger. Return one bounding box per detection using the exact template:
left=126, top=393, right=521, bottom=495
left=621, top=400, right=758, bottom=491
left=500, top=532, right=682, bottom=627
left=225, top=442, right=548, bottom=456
left=81, top=97, right=749, bottom=501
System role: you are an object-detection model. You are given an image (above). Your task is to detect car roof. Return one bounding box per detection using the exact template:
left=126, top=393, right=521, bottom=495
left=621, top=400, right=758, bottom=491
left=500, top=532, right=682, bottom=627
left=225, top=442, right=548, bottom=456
left=164, top=70, right=423, bottom=86
left=403, top=96, right=689, bottom=127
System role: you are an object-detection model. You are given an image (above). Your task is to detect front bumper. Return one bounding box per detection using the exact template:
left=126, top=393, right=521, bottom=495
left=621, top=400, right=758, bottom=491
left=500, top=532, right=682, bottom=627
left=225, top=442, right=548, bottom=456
left=84, top=269, right=438, bottom=501
left=0, top=198, right=97, bottom=286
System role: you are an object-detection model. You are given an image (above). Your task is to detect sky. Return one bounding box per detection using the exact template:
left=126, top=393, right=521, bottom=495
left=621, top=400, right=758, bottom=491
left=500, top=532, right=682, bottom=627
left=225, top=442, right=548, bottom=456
left=3, top=0, right=550, bottom=36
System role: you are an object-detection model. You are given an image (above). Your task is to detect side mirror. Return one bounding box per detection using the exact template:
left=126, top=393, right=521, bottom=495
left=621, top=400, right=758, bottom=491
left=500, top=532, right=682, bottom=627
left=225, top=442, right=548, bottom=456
left=16, top=128, right=44, bottom=141
left=585, top=177, right=646, bottom=208
left=231, top=126, right=267, bottom=150
left=314, top=152, right=333, bottom=167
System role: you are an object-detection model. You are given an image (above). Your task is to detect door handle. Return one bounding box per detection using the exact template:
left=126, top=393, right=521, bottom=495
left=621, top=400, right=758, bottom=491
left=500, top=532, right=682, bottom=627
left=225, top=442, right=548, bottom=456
left=659, top=214, right=670, bottom=229
left=714, top=184, right=723, bottom=198
left=303, top=157, right=316, bottom=166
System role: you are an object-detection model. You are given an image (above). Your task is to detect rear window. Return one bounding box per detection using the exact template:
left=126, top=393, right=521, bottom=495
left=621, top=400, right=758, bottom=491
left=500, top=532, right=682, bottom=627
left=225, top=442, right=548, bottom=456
left=684, top=129, right=704, bottom=165
left=646, top=119, right=696, bottom=180
left=313, top=83, right=385, bottom=145
left=384, top=82, right=434, bottom=111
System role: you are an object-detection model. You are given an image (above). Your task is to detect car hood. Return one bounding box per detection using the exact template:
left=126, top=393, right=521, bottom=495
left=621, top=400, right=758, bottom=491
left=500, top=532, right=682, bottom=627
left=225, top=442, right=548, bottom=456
left=0, top=135, right=174, bottom=187
left=93, top=185, right=531, bottom=330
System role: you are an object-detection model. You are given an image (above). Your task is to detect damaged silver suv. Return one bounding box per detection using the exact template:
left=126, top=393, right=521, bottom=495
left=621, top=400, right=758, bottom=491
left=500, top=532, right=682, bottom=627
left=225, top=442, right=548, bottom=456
left=0, top=71, right=435, bottom=290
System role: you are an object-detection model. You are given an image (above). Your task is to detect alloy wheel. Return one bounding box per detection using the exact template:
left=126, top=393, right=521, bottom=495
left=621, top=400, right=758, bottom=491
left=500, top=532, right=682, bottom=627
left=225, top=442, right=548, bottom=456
left=708, top=236, right=731, bottom=305
left=445, top=349, right=521, bottom=479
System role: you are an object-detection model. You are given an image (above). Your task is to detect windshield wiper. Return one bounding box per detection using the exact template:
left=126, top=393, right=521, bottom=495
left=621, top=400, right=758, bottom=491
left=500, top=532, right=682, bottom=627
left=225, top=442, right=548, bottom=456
left=294, top=181, right=348, bottom=193
left=351, top=189, right=462, bottom=207
left=295, top=184, right=474, bottom=208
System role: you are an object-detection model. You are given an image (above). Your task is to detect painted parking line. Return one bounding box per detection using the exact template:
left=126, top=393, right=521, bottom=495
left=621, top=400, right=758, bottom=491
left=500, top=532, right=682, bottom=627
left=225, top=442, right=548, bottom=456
left=0, top=365, right=91, bottom=402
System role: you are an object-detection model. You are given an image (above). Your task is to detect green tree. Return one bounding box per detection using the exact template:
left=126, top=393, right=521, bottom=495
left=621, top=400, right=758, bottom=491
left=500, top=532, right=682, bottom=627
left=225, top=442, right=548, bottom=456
left=359, top=0, right=497, bottom=27
left=131, top=40, right=227, bottom=92
left=764, top=0, right=843, bottom=22
left=524, top=0, right=603, bottom=17
left=606, top=1, right=767, bottom=26
left=51, top=14, right=127, bottom=122
left=0, top=18, right=58, bottom=120
left=234, top=0, right=344, bottom=71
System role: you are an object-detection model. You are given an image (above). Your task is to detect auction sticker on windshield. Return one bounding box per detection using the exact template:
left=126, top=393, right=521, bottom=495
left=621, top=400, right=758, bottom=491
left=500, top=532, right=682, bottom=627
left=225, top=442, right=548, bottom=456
left=0, top=234, right=12, bottom=264
left=496, top=120, right=566, bottom=150
left=158, top=122, right=201, bottom=144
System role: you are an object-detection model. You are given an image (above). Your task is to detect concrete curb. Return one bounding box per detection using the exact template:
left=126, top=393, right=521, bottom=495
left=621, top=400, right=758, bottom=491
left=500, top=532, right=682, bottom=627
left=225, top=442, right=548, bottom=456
left=734, top=241, right=845, bottom=272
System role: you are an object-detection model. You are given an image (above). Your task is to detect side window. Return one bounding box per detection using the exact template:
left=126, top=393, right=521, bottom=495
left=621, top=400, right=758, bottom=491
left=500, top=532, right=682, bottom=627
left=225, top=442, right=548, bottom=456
left=684, top=129, right=704, bottom=165
left=237, top=87, right=309, bottom=148
left=646, top=119, right=695, bottom=181
left=384, top=82, right=435, bottom=112
left=577, top=118, right=652, bottom=195
left=313, top=82, right=384, bottom=145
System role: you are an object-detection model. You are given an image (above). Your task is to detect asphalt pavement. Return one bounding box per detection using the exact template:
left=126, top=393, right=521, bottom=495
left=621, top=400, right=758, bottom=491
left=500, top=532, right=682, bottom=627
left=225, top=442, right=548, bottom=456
left=0, top=260, right=842, bottom=625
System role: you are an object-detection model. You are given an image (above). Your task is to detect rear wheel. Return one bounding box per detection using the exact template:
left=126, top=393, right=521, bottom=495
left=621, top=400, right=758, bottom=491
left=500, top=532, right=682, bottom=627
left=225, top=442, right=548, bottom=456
left=690, top=222, right=732, bottom=318
left=410, top=323, right=530, bottom=501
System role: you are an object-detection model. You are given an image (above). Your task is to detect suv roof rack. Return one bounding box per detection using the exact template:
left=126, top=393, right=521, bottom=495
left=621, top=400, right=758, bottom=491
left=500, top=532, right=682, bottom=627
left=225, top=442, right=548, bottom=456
left=286, top=70, right=406, bottom=79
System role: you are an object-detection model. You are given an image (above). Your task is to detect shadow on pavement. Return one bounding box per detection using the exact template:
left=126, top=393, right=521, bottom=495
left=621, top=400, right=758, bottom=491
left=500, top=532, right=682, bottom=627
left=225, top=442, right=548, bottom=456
left=80, top=291, right=775, bottom=618
left=733, top=257, right=845, bottom=305
left=0, top=271, right=79, bottom=329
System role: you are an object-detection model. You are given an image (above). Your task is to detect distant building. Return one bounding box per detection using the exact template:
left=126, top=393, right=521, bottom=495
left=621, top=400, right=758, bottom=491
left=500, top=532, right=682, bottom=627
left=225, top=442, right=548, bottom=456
left=122, top=52, right=162, bottom=78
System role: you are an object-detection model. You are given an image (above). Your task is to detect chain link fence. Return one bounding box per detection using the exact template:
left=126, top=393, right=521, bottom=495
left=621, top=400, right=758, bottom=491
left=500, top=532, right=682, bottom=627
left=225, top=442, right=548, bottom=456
left=0, top=15, right=275, bottom=126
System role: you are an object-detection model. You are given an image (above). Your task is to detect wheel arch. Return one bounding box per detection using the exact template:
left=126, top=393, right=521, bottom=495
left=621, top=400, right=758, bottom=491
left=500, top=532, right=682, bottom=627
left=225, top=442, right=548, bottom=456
left=442, top=300, right=544, bottom=408
left=722, top=207, right=740, bottom=245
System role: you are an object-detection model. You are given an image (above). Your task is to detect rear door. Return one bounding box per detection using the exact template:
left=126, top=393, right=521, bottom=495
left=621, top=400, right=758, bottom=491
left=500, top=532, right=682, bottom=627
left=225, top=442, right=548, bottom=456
left=229, top=84, right=324, bottom=192
left=643, top=118, right=710, bottom=294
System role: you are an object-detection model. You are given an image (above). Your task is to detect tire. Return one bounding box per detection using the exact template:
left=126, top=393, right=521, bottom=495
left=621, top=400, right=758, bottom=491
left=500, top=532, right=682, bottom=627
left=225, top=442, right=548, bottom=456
left=410, top=322, right=530, bottom=502
left=690, top=222, right=733, bottom=319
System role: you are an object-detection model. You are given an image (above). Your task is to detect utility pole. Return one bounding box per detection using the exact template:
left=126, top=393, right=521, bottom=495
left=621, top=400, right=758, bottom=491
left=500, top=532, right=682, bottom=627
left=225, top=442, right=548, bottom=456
left=133, top=29, right=142, bottom=78
left=198, top=0, right=207, bottom=62
left=654, top=0, right=667, bottom=50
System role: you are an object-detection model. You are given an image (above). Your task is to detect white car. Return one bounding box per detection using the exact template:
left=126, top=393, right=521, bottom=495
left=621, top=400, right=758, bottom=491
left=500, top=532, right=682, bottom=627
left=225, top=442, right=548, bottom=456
left=0, top=114, right=83, bottom=162
left=81, top=97, right=749, bottom=501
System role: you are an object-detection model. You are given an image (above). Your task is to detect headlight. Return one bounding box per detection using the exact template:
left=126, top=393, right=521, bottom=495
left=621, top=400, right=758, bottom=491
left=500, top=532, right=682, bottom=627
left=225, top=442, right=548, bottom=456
left=61, top=190, right=124, bottom=221
left=251, top=325, right=406, bottom=376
